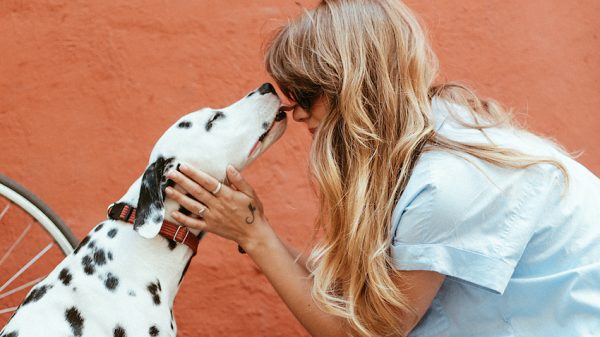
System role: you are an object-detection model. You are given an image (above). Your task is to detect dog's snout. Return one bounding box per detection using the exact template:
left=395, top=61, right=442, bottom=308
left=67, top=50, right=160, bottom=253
left=257, top=83, right=276, bottom=95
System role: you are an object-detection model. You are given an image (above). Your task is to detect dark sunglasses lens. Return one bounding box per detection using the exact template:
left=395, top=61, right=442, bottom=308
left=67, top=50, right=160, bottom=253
left=295, top=91, right=316, bottom=110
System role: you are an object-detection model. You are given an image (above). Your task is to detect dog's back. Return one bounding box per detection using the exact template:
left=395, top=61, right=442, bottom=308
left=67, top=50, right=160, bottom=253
left=2, top=220, right=183, bottom=337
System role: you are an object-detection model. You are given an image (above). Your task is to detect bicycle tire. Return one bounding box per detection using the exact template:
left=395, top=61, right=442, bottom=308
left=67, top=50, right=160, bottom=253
left=0, top=174, right=78, bottom=254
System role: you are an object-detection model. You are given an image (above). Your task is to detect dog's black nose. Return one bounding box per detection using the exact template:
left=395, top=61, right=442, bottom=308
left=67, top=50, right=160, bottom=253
left=258, top=83, right=276, bottom=95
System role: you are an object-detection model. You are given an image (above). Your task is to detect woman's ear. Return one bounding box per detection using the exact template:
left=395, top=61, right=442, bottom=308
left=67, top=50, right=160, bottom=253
left=134, top=156, right=174, bottom=239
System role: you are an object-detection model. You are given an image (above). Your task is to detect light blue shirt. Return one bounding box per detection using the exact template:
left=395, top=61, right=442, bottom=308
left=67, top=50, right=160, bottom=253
left=391, top=97, right=600, bottom=337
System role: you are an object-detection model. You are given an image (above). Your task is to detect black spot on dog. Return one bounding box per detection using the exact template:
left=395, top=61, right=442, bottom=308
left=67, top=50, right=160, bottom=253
left=147, top=282, right=161, bottom=305
left=82, top=255, right=95, bottom=275
left=65, top=307, right=84, bottom=337
left=94, top=249, right=107, bottom=265
left=59, top=268, right=73, bottom=286
left=105, top=273, right=119, bottom=291
left=262, top=122, right=270, bottom=130
left=23, top=284, right=52, bottom=305
left=161, top=178, right=176, bottom=197
left=107, top=228, right=118, bottom=238
left=149, top=326, right=159, bottom=336
left=247, top=91, right=255, bottom=97
left=74, top=235, right=91, bottom=255
left=177, top=121, right=192, bottom=128
left=88, top=240, right=96, bottom=249
left=1, top=331, right=18, bottom=337
left=167, top=239, right=177, bottom=250
left=177, top=205, right=192, bottom=217
left=113, top=326, right=126, bottom=337
left=205, top=111, right=224, bottom=131
left=153, top=214, right=163, bottom=223
left=128, top=290, right=136, bottom=297
left=94, top=223, right=105, bottom=232
left=108, top=252, right=113, bottom=261
left=157, top=280, right=162, bottom=291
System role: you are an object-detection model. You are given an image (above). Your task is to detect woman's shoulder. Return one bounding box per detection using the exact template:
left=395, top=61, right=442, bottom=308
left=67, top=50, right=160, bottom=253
left=392, top=147, right=560, bottom=238
left=400, top=148, right=508, bottom=207
left=394, top=149, right=498, bottom=217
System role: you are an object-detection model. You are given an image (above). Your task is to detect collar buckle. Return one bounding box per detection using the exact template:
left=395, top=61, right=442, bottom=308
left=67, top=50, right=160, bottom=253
left=173, top=225, right=190, bottom=244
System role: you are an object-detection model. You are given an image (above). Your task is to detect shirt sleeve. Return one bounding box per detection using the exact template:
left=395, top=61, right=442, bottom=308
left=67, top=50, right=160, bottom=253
left=390, top=151, right=547, bottom=294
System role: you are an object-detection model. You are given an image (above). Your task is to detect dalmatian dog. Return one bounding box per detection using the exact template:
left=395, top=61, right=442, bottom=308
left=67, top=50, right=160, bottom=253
left=1, top=83, right=286, bottom=337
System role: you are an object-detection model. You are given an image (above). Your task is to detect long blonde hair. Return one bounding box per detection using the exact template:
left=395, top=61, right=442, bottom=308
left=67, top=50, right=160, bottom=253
left=265, top=1, right=569, bottom=336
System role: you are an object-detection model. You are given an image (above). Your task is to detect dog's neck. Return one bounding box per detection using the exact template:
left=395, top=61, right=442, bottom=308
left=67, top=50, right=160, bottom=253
left=107, top=176, right=202, bottom=303
left=117, top=175, right=203, bottom=233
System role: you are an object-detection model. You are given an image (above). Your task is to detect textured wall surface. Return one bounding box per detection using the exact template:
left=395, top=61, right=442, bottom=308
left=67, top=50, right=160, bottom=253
left=1, top=0, right=598, bottom=336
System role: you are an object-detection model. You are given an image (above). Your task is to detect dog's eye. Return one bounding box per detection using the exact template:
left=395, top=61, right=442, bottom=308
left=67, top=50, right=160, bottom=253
left=205, top=111, right=225, bottom=131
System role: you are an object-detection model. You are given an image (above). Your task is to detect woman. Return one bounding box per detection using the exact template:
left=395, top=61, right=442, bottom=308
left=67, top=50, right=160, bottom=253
left=165, top=1, right=600, bottom=336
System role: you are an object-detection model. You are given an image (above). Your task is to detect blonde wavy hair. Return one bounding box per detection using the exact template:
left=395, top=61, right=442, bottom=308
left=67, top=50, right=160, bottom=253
left=265, top=1, right=569, bottom=336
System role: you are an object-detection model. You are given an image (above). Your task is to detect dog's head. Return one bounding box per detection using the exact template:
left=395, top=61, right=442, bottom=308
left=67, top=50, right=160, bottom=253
left=133, top=83, right=286, bottom=238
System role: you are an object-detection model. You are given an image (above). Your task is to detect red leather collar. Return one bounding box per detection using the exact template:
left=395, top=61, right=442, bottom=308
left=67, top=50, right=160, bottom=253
left=107, top=203, right=199, bottom=255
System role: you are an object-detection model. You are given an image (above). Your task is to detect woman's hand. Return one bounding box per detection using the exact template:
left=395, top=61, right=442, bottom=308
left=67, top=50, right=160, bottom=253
left=164, top=164, right=270, bottom=252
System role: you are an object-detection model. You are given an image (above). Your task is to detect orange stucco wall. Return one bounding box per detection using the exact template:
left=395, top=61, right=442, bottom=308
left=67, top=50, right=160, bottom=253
left=1, top=0, right=598, bottom=335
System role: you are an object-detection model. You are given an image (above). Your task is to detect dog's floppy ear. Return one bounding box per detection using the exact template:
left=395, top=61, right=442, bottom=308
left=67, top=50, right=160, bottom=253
left=134, top=156, right=173, bottom=239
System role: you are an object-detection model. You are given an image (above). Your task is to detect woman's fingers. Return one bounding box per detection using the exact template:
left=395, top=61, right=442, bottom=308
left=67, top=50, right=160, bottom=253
left=163, top=164, right=268, bottom=245
left=171, top=211, right=208, bottom=231
left=226, top=165, right=255, bottom=197
left=179, top=165, right=223, bottom=194
left=166, top=170, right=216, bottom=206
left=165, top=186, right=208, bottom=216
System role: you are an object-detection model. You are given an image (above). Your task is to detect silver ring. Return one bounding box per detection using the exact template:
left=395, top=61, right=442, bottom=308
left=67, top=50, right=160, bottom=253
left=198, top=206, right=207, bottom=215
left=211, top=182, right=222, bottom=195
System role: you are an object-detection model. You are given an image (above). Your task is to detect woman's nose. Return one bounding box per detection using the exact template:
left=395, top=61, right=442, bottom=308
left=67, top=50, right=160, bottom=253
left=281, top=103, right=307, bottom=122
left=292, top=106, right=311, bottom=123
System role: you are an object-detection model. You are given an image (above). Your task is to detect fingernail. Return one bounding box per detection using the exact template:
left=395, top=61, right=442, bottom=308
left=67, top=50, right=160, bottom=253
left=171, top=211, right=178, bottom=218
left=227, top=165, right=237, bottom=174
left=180, top=164, right=188, bottom=171
left=165, top=187, right=173, bottom=194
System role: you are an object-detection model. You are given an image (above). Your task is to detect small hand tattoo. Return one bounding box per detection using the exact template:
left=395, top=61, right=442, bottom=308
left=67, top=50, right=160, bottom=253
left=245, top=203, right=257, bottom=224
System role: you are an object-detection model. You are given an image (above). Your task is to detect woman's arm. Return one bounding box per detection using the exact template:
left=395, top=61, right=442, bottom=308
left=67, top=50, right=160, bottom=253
left=282, top=240, right=311, bottom=271
left=242, top=220, right=347, bottom=337
left=165, top=165, right=443, bottom=336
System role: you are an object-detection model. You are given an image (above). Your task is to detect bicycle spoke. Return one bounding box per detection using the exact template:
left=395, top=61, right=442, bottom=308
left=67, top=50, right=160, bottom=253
left=0, top=222, right=33, bottom=268
left=0, top=243, right=53, bottom=293
left=0, top=276, right=45, bottom=300
left=0, top=204, right=9, bottom=221
left=0, top=306, right=18, bottom=315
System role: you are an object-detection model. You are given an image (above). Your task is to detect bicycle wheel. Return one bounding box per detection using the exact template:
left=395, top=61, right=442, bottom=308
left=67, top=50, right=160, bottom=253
left=0, top=174, right=78, bottom=324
